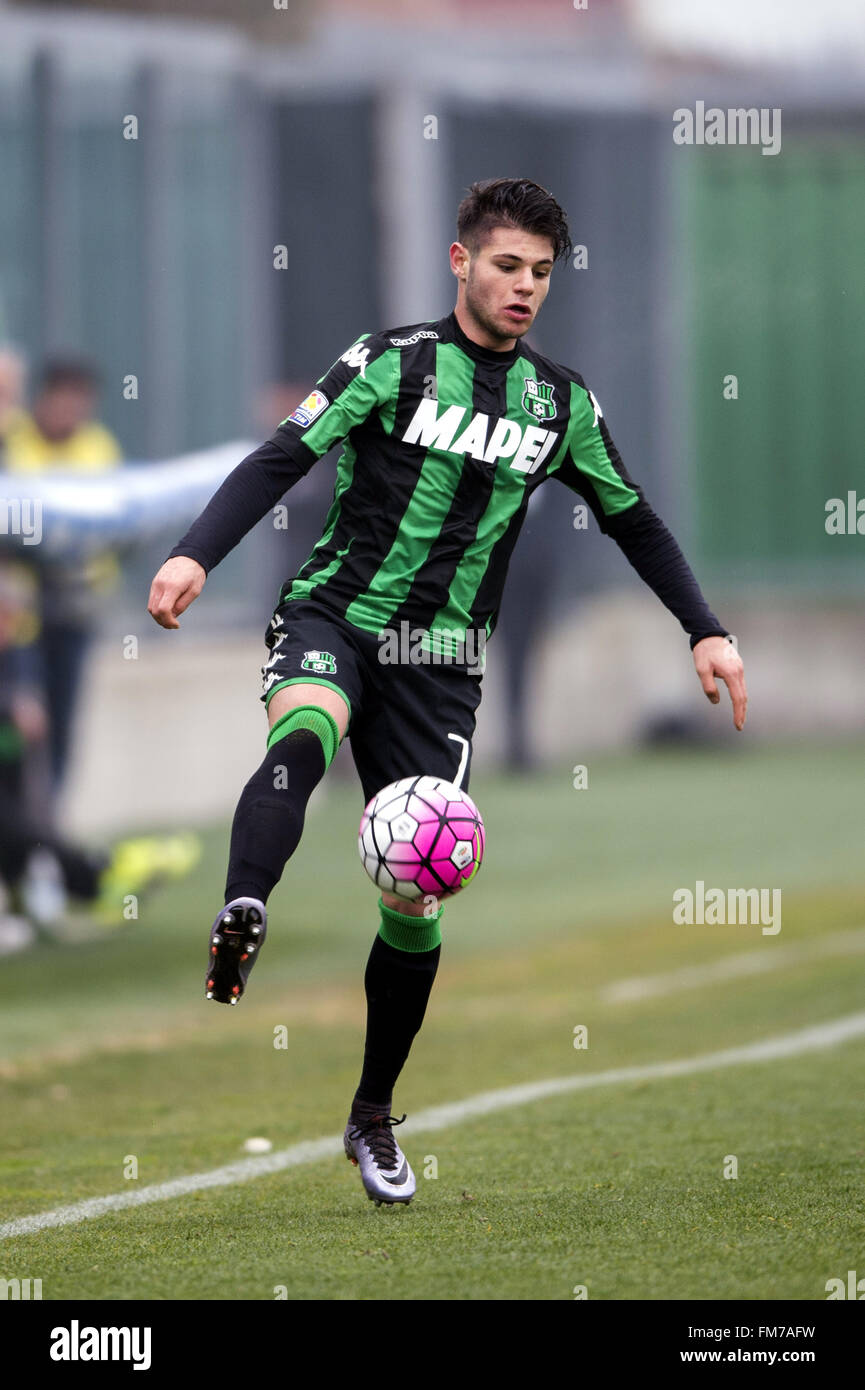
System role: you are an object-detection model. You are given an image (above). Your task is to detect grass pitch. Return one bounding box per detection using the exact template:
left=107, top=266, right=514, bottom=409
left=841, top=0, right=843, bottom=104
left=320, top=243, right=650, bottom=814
left=1, top=738, right=863, bottom=1300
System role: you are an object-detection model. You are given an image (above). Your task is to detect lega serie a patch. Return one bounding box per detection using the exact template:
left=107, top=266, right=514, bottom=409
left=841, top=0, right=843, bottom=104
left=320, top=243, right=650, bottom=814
left=286, top=390, right=328, bottom=428
left=521, top=377, right=557, bottom=422
left=301, top=650, right=337, bottom=675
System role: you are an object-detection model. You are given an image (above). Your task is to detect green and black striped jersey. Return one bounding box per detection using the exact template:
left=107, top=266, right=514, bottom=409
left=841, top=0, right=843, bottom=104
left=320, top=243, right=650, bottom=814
left=270, top=312, right=641, bottom=643
left=169, top=310, right=727, bottom=651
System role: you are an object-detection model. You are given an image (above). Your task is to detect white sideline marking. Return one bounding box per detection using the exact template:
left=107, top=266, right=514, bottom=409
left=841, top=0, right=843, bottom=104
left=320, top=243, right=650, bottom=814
left=3, top=1011, right=865, bottom=1242
left=600, top=927, right=865, bottom=1004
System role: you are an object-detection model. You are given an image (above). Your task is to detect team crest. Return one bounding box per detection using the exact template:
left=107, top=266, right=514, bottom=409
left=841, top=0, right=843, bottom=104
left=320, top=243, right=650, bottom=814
left=521, top=378, right=557, bottom=422
left=301, top=649, right=337, bottom=675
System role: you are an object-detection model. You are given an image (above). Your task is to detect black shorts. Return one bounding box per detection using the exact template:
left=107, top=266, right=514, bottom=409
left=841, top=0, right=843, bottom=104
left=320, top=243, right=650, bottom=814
left=260, top=598, right=484, bottom=806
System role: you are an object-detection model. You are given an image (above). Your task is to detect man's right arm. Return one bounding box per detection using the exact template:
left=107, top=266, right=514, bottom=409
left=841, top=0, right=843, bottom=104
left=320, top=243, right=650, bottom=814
left=163, top=437, right=317, bottom=576
left=147, top=437, right=316, bottom=628
left=148, top=334, right=398, bottom=628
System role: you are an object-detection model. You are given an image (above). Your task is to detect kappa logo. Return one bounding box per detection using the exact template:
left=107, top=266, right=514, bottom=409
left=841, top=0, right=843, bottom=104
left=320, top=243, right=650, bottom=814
left=402, top=398, right=559, bottom=475
left=521, top=378, right=557, bottom=423
left=301, top=650, right=337, bottom=675
left=339, top=343, right=371, bottom=378
left=286, top=389, right=328, bottom=428
left=389, top=330, right=439, bottom=346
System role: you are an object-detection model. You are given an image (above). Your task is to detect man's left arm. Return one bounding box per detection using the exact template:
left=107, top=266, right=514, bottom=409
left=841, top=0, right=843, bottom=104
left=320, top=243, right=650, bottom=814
left=604, top=500, right=747, bottom=731
left=550, top=379, right=747, bottom=731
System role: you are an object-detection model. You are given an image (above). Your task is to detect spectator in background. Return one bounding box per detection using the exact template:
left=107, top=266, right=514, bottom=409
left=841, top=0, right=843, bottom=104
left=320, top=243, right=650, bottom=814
left=0, top=358, right=200, bottom=946
left=0, top=344, right=28, bottom=452
left=4, top=357, right=119, bottom=471
left=0, top=559, right=200, bottom=943
left=0, top=558, right=99, bottom=931
left=3, top=357, right=122, bottom=792
left=0, top=562, right=201, bottom=942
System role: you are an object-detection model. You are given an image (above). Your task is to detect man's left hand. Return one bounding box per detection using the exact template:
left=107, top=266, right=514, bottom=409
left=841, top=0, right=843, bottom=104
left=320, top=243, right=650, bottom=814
left=693, top=636, right=747, bottom=731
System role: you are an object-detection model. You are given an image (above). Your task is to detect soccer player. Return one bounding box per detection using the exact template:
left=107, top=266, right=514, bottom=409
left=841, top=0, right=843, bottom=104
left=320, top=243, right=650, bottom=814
left=148, top=178, right=747, bottom=1207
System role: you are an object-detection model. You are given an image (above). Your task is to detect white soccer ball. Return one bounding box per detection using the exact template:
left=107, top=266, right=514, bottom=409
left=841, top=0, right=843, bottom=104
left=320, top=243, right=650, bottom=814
left=358, top=775, right=485, bottom=902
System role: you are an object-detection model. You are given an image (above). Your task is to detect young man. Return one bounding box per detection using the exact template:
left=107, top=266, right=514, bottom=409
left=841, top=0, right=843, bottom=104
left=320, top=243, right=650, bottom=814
left=148, top=178, right=747, bottom=1207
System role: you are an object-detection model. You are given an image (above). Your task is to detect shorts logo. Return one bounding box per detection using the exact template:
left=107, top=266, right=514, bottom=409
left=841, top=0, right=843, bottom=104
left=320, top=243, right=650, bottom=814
left=286, top=390, right=328, bottom=427
left=301, top=650, right=337, bottom=675
left=521, top=378, right=557, bottom=422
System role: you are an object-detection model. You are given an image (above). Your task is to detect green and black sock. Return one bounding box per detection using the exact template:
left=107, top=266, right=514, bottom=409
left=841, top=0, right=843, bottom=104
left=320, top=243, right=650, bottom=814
left=353, top=898, right=443, bottom=1110
left=225, top=705, right=340, bottom=904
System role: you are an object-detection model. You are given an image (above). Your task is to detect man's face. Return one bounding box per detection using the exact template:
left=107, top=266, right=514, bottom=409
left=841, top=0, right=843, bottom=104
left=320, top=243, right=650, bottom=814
left=34, top=383, right=96, bottom=441
left=450, top=225, right=555, bottom=349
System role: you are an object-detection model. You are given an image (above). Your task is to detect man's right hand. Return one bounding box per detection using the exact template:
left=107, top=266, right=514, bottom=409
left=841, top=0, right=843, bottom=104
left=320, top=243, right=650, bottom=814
left=147, top=556, right=206, bottom=629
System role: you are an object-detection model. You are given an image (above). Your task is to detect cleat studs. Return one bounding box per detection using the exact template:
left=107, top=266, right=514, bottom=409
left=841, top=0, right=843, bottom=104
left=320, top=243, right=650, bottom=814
left=207, top=978, right=214, bottom=988
left=251, top=925, right=261, bottom=936
left=246, top=944, right=256, bottom=953
left=229, top=997, right=237, bottom=1006
left=206, top=991, right=213, bottom=999
left=232, top=985, right=240, bottom=994
left=240, top=953, right=248, bottom=962
left=212, top=934, right=222, bottom=946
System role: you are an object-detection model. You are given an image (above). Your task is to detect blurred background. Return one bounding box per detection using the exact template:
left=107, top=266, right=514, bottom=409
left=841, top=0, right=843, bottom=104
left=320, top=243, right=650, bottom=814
left=0, top=0, right=863, bottom=875
left=2, top=1, right=865, bottom=1304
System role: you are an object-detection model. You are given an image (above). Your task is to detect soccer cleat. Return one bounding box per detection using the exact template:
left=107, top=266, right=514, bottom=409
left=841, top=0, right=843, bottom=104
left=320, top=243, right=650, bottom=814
left=343, top=1109, right=416, bottom=1206
left=205, top=897, right=267, bottom=1005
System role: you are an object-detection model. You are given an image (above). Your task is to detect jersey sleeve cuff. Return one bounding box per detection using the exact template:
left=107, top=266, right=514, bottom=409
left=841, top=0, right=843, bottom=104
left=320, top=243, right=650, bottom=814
left=164, top=545, right=214, bottom=574
left=689, top=628, right=731, bottom=650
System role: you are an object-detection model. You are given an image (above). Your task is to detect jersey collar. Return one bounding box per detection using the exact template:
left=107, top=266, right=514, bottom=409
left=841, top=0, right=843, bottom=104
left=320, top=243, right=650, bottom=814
left=443, top=311, right=522, bottom=368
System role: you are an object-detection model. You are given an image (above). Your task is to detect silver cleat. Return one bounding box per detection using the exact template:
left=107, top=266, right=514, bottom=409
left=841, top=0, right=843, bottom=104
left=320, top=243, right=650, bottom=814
left=344, top=1111, right=416, bottom=1206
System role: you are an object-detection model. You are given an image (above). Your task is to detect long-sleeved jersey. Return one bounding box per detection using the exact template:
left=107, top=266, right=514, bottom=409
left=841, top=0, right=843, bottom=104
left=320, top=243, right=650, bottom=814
left=168, top=311, right=727, bottom=650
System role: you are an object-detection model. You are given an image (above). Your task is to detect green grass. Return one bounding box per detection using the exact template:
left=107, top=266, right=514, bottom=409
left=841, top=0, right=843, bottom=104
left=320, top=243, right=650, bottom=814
left=1, top=738, right=864, bottom=1299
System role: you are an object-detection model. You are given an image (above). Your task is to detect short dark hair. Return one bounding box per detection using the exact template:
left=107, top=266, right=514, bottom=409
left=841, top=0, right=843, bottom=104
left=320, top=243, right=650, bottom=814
left=457, top=178, right=572, bottom=264
left=38, top=357, right=101, bottom=394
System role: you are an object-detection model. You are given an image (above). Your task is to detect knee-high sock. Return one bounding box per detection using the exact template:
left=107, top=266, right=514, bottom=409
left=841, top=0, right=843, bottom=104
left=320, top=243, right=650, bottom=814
left=224, top=712, right=337, bottom=904
left=353, top=900, right=443, bottom=1109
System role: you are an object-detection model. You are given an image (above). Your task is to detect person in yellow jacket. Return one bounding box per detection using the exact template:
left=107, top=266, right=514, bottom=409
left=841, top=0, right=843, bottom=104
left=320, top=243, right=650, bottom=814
left=5, top=358, right=119, bottom=472
left=3, top=358, right=122, bottom=791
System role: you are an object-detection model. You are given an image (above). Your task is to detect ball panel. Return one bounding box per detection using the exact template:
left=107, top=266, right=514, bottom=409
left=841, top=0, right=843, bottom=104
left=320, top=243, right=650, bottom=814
left=390, top=811, right=419, bottom=842
left=451, top=839, right=474, bottom=870
left=392, top=878, right=423, bottom=901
